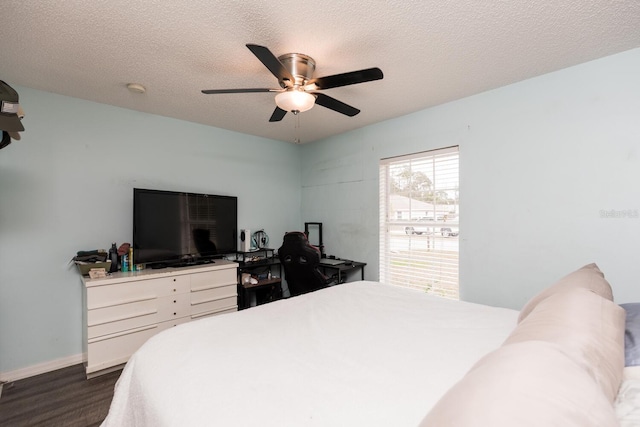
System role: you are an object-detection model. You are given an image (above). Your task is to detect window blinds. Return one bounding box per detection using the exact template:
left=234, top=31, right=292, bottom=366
left=379, top=146, right=459, bottom=299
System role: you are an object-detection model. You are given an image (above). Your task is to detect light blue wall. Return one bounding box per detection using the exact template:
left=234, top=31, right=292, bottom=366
left=3, top=47, right=639, bottom=376
left=301, top=48, right=640, bottom=309
left=0, top=88, right=301, bottom=374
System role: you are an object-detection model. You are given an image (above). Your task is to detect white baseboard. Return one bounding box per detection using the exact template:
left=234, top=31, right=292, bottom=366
left=0, top=353, right=86, bottom=383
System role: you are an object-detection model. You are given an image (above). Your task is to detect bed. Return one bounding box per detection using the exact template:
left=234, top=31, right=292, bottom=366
left=102, top=263, right=629, bottom=426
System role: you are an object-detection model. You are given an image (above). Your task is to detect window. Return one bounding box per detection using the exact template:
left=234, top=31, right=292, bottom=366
left=379, top=146, right=459, bottom=299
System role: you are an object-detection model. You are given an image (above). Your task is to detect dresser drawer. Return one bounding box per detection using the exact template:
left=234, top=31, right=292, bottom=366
left=88, top=298, right=158, bottom=339
left=157, top=294, right=191, bottom=321
left=192, top=306, right=237, bottom=320
left=190, top=269, right=237, bottom=292
left=152, top=276, right=192, bottom=297
left=156, top=316, right=191, bottom=332
left=87, top=323, right=161, bottom=375
left=86, top=316, right=193, bottom=375
left=87, top=294, right=191, bottom=339
left=87, top=276, right=190, bottom=310
left=191, top=283, right=236, bottom=305
left=191, top=295, right=237, bottom=316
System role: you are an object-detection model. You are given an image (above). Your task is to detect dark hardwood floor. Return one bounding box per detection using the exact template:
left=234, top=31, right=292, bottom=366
left=0, top=364, right=120, bottom=427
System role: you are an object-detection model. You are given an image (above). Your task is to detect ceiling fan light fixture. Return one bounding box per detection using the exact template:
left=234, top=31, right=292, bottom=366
left=126, top=83, right=146, bottom=94
left=275, top=90, right=315, bottom=113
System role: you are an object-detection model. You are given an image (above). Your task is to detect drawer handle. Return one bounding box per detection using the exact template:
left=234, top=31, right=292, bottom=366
left=191, top=282, right=237, bottom=292
left=88, top=323, right=158, bottom=343
left=90, top=296, right=156, bottom=310
left=191, top=294, right=235, bottom=306
left=191, top=306, right=236, bottom=319
left=88, top=308, right=158, bottom=327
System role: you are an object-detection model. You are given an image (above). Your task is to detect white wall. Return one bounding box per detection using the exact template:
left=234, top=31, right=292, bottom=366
left=301, top=48, right=640, bottom=309
left=0, top=88, right=301, bottom=376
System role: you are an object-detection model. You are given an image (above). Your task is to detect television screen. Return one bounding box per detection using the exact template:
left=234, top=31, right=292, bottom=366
left=133, top=188, right=237, bottom=266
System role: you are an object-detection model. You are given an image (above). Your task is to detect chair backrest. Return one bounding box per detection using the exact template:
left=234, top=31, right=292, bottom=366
left=278, top=231, right=329, bottom=297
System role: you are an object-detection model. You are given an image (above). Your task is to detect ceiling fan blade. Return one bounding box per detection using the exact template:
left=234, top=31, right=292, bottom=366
left=201, top=88, right=278, bottom=94
left=314, top=93, right=360, bottom=117
left=309, top=67, right=383, bottom=90
left=246, top=44, right=295, bottom=84
left=269, top=107, right=288, bottom=122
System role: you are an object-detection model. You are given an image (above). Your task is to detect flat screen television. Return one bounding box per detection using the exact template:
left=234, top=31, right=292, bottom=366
left=133, top=188, right=237, bottom=267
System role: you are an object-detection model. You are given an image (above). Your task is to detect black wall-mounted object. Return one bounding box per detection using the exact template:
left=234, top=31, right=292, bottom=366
left=304, top=222, right=324, bottom=257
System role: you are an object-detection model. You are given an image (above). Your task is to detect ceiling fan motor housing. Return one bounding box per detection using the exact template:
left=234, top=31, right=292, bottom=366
left=277, top=53, right=316, bottom=87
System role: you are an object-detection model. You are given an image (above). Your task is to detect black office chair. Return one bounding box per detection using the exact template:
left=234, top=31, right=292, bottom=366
left=278, top=231, right=334, bottom=297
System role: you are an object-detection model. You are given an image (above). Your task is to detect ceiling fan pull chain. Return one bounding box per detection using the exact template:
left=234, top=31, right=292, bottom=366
left=294, top=114, right=301, bottom=144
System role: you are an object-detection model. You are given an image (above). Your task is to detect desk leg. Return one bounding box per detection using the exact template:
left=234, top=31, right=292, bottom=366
left=242, top=286, right=249, bottom=309
left=361, top=267, right=364, bottom=280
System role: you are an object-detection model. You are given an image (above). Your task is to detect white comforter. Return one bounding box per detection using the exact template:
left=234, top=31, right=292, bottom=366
left=103, top=281, right=518, bottom=427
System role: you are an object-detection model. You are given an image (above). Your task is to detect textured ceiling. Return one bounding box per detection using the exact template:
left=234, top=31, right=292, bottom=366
left=1, top=1, right=639, bottom=143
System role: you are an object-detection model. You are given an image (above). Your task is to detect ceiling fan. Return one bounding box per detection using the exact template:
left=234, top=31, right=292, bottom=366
left=201, top=44, right=383, bottom=122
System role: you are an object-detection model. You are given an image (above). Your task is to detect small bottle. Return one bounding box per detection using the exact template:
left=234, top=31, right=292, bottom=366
left=108, top=243, right=118, bottom=273
left=121, top=254, right=128, bottom=272
left=129, top=247, right=134, bottom=271
left=268, top=270, right=272, bottom=280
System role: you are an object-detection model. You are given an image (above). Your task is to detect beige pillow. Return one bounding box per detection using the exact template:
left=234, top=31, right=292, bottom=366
left=420, top=341, right=618, bottom=427
left=518, top=263, right=613, bottom=322
left=506, top=287, right=625, bottom=402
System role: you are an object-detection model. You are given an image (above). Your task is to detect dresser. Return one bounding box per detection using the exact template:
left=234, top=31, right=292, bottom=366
left=82, top=260, right=238, bottom=377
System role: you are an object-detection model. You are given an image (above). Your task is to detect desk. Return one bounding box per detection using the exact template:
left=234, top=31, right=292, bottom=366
left=238, top=277, right=283, bottom=309
left=318, top=260, right=366, bottom=283
left=236, top=255, right=282, bottom=309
